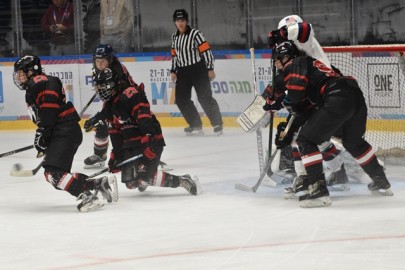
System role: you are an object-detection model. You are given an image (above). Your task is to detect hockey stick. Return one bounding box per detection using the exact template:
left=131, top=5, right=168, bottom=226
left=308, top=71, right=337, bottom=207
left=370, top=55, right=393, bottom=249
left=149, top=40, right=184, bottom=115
left=79, top=93, right=97, bottom=118
left=3, top=93, right=97, bottom=160
left=250, top=48, right=265, bottom=171
left=235, top=149, right=280, bottom=192
left=87, top=154, right=144, bottom=179
left=9, top=94, right=98, bottom=177
left=267, top=51, right=277, bottom=177
left=10, top=160, right=45, bottom=177
left=0, top=145, right=35, bottom=158
left=235, top=115, right=295, bottom=192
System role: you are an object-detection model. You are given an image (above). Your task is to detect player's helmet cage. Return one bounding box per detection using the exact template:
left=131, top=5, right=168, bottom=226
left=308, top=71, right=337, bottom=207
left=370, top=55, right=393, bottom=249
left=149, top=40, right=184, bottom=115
left=93, top=43, right=114, bottom=66
left=173, top=9, right=188, bottom=21
left=95, top=68, right=115, bottom=101
left=274, top=41, right=298, bottom=63
left=13, top=55, right=42, bottom=90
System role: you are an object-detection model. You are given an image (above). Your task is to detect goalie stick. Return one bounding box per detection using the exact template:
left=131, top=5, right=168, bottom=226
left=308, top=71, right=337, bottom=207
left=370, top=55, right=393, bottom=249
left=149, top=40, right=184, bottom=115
left=9, top=93, right=98, bottom=177
left=250, top=48, right=265, bottom=171
left=235, top=115, right=295, bottom=192
left=235, top=149, right=280, bottom=192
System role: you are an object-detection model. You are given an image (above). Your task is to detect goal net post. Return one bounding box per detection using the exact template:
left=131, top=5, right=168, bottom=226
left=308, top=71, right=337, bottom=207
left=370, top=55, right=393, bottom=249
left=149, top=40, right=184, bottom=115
left=323, top=45, right=405, bottom=165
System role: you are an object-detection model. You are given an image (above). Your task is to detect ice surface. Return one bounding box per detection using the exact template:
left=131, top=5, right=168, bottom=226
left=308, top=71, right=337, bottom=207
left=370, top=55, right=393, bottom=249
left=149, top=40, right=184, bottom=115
left=0, top=128, right=404, bottom=270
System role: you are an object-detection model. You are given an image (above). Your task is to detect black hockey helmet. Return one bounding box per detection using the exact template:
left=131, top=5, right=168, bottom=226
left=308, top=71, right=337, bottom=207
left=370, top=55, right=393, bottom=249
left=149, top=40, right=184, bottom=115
left=95, top=68, right=115, bottom=101
left=173, top=9, right=188, bottom=21
left=273, top=41, right=298, bottom=63
left=93, top=43, right=114, bottom=63
left=13, top=55, right=42, bottom=90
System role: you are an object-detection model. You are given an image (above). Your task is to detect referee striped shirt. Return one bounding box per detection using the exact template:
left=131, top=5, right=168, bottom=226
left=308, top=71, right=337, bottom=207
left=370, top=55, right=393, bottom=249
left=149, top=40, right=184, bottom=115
left=171, top=26, right=214, bottom=72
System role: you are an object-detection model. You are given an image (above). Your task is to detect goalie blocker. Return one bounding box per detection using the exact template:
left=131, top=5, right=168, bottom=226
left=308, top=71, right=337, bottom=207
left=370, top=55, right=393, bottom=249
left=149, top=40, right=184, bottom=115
left=237, top=95, right=270, bottom=132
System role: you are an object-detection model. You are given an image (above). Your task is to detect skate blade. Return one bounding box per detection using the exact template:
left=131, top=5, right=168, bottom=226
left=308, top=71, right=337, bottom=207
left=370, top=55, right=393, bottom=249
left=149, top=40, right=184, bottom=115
left=283, top=192, right=298, bottom=200
left=185, top=131, right=205, bottom=136
left=84, top=162, right=106, bottom=169
left=108, top=176, right=119, bottom=202
left=371, top=189, right=394, bottom=196
left=300, top=196, right=332, bottom=208
left=328, top=184, right=350, bottom=192
left=77, top=201, right=104, bottom=212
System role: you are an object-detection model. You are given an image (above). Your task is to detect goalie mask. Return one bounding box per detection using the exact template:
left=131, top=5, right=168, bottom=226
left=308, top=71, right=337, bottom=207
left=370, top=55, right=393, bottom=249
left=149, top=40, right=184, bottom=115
left=95, top=68, right=115, bottom=101
left=13, top=55, right=42, bottom=90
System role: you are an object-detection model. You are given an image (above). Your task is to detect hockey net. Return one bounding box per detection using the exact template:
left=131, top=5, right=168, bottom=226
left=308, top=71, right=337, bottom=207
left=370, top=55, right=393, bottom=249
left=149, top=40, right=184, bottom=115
left=324, top=45, right=405, bottom=165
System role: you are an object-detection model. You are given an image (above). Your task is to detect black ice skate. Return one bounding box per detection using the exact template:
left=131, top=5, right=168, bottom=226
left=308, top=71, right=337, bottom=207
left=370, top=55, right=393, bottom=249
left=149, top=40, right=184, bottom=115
left=283, top=175, right=309, bottom=200
left=84, top=154, right=107, bottom=169
left=368, top=175, right=394, bottom=196
left=93, top=175, right=119, bottom=203
left=299, top=180, right=332, bottom=208
left=184, top=126, right=204, bottom=136
left=213, top=125, right=223, bottom=136
left=77, top=191, right=104, bottom=212
left=179, top=174, right=200, bottom=195
left=327, top=164, right=350, bottom=191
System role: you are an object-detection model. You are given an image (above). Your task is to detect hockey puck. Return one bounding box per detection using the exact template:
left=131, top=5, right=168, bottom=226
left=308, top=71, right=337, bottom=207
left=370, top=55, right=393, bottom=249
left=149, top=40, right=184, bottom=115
left=12, top=163, right=23, bottom=172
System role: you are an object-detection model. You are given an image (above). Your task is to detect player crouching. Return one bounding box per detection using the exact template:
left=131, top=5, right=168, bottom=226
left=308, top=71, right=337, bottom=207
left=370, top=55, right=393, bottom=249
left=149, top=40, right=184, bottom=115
left=88, top=68, right=200, bottom=195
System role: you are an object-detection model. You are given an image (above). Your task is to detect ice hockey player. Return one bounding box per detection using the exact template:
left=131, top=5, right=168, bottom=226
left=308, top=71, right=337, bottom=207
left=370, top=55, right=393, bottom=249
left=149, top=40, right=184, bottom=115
left=270, top=41, right=393, bottom=208
left=83, top=43, right=137, bottom=169
left=91, top=67, right=200, bottom=195
left=13, top=55, right=118, bottom=212
left=266, top=14, right=362, bottom=191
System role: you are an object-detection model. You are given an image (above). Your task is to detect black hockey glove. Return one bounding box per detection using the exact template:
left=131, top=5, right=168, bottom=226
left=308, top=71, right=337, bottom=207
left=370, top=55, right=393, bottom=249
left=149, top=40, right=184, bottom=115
left=108, top=149, right=123, bottom=173
left=34, top=127, right=51, bottom=155
left=84, top=113, right=105, bottom=132
left=275, top=122, right=294, bottom=149
left=267, top=27, right=288, bottom=48
left=141, top=135, right=157, bottom=160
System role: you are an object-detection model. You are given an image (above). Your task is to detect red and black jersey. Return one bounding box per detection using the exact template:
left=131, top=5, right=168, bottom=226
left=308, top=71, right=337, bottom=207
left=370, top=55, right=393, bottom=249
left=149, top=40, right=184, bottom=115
left=282, top=55, right=342, bottom=108
left=103, top=84, right=165, bottom=150
left=25, top=74, right=80, bottom=130
left=110, top=58, right=136, bottom=88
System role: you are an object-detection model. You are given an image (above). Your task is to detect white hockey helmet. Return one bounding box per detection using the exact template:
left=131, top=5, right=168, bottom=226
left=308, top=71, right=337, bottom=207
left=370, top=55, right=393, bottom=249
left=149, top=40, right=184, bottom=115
left=278, top=15, right=303, bottom=29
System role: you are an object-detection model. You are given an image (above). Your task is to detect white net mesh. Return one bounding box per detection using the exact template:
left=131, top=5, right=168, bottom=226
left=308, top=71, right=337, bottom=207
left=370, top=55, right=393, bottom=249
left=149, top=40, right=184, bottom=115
left=325, top=45, right=405, bottom=163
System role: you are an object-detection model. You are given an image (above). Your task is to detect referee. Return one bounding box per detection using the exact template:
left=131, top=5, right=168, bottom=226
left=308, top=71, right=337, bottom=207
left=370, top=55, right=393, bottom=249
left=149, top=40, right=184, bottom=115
left=170, top=9, right=223, bottom=136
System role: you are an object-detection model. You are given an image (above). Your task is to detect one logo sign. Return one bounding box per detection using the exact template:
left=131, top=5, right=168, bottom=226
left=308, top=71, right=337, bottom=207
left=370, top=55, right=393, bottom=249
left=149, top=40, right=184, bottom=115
left=367, top=63, right=401, bottom=108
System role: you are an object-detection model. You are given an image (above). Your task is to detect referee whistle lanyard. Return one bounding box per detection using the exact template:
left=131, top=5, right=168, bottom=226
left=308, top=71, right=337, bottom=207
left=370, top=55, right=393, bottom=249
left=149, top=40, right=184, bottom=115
left=53, top=1, right=70, bottom=25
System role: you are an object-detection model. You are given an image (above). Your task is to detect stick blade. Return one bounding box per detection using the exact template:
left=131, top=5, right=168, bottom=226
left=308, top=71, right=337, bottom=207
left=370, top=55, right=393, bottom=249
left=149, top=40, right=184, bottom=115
left=235, top=183, right=254, bottom=192
left=10, top=163, right=35, bottom=177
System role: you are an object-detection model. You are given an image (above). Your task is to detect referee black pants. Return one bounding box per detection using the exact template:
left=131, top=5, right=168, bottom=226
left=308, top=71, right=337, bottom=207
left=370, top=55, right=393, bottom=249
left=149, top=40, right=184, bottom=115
left=175, top=61, right=223, bottom=128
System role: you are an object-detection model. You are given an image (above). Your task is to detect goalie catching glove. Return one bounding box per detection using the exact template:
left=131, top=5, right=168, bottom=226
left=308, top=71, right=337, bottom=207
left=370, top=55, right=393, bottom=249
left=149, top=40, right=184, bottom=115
left=267, top=26, right=287, bottom=48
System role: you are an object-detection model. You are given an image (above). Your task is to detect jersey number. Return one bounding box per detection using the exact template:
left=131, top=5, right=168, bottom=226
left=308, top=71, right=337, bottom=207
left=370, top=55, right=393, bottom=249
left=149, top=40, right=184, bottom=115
left=123, top=87, right=138, bottom=99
